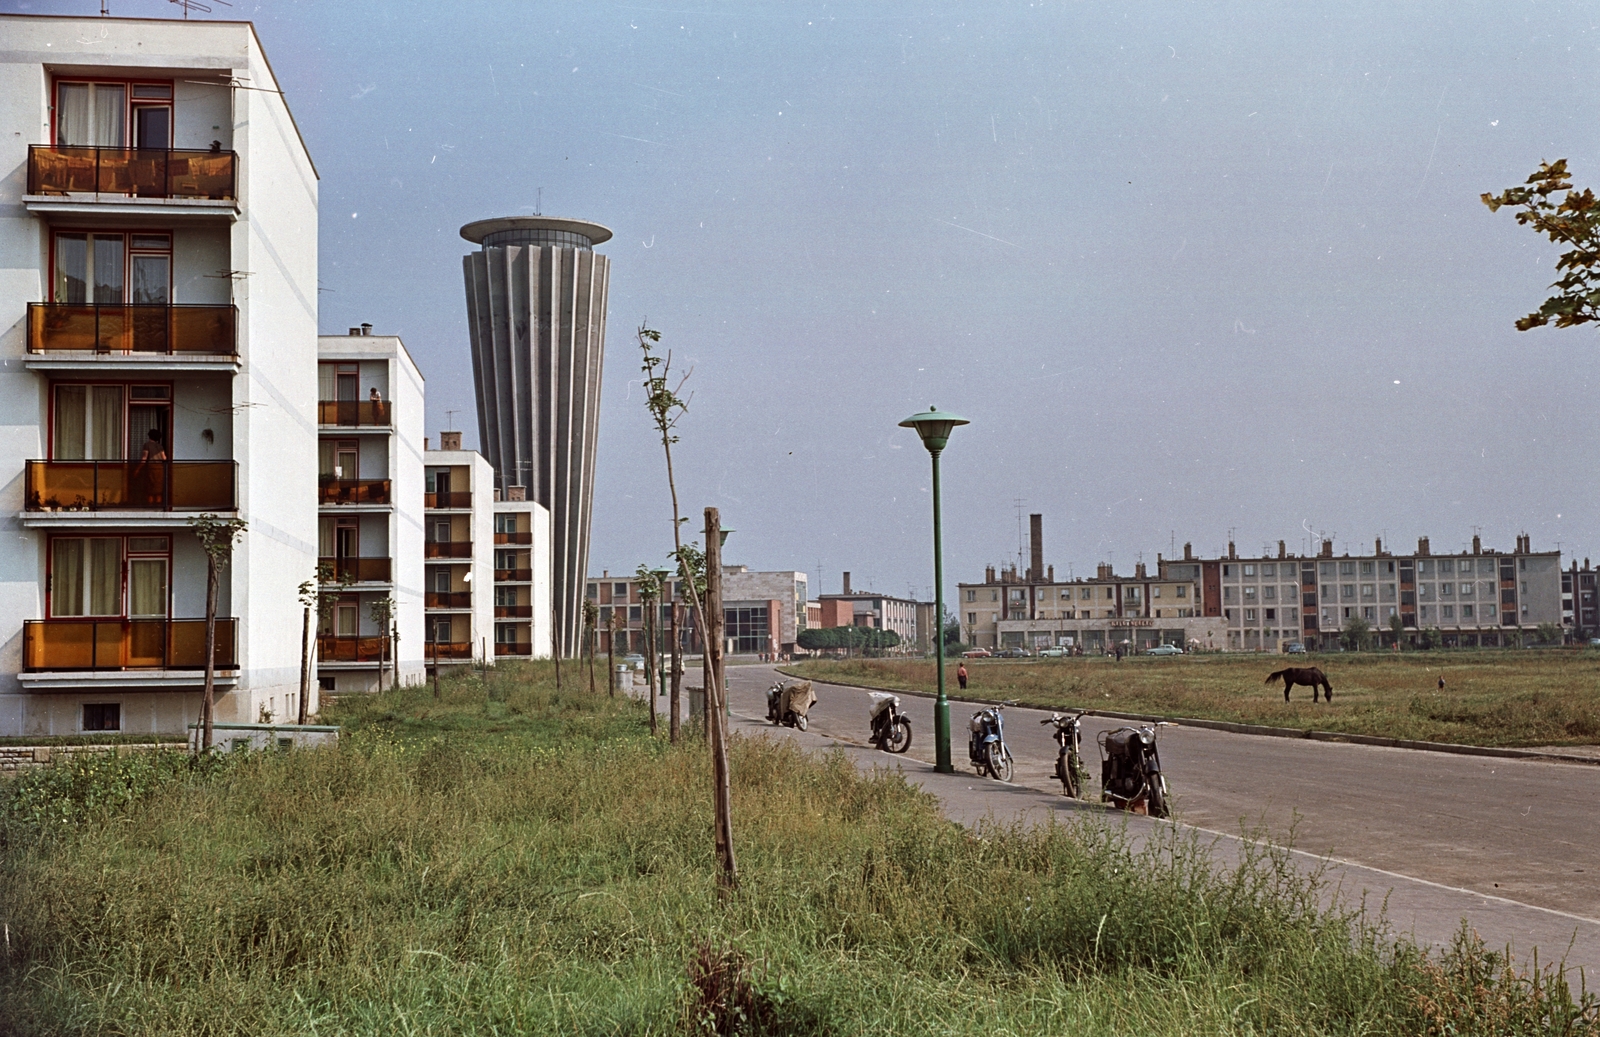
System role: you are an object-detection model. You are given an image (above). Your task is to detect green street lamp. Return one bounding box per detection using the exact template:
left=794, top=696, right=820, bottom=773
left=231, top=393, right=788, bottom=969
left=899, top=405, right=969, bottom=774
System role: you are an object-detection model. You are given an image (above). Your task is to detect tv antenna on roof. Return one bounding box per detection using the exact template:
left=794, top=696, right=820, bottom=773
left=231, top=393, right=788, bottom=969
left=535, top=188, right=543, bottom=215
left=169, top=0, right=232, bottom=18
left=445, top=409, right=460, bottom=432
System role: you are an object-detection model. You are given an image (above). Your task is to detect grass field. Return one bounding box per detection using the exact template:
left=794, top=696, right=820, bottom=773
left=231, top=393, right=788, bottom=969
left=2, top=662, right=1595, bottom=1035
left=783, top=650, right=1600, bottom=747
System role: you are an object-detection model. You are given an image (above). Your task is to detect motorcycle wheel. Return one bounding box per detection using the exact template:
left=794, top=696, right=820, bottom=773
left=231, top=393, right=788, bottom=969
left=986, top=741, right=1013, bottom=782
left=1147, top=776, right=1169, bottom=819
left=885, top=717, right=912, bottom=754
left=1062, top=751, right=1081, bottom=799
left=795, top=713, right=808, bottom=732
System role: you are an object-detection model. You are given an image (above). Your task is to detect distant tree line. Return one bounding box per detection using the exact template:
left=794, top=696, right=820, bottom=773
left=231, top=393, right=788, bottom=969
left=797, top=626, right=902, bottom=653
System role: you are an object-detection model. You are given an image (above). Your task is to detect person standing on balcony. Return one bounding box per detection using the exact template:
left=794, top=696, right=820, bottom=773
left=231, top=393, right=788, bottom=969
left=135, top=428, right=167, bottom=505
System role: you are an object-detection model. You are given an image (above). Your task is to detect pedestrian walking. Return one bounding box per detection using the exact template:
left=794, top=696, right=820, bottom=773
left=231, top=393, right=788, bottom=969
left=1438, top=675, right=1446, bottom=691
left=957, top=662, right=968, bottom=691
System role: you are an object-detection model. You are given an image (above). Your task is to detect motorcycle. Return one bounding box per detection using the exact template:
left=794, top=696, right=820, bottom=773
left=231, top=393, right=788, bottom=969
left=867, top=692, right=912, bottom=753
left=1096, top=721, right=1175, bottom=818
left=767, top=680, right=816, bottom=731
left=967, top=705, right=1013, bottom=781
left=1041, top=710, right=1090, bottom=798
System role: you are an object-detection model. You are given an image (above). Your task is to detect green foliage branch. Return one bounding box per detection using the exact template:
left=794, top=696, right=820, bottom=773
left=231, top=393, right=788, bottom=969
left=1483, top=159, right=1600, bottom=329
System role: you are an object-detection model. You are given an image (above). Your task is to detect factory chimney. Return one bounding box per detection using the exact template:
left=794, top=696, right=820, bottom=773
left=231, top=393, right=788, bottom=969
left=1029, top=513, right=1043, bottom=582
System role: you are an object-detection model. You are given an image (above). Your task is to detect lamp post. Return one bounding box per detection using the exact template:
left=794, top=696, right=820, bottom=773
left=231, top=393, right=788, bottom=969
left=899, top=405, right=969, bottom=774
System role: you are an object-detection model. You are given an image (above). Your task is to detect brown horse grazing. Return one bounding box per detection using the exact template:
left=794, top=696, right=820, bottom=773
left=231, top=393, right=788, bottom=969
left=1265, top=666, right=1333, bottom=703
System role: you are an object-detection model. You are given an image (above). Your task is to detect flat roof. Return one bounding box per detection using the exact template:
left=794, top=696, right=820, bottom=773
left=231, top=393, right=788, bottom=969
left=459, top=216, right=613, bottom=246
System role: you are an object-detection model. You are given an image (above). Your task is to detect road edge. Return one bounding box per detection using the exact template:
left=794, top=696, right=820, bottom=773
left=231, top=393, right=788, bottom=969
left=774, top=667, right=1600, bottom=767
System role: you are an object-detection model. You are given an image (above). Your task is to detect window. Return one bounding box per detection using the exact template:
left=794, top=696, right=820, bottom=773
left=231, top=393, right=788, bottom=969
left=628, top=606, right=641, bottom=622
left=586, top=582, right=598, bottom=599
left=1459, top=582, right=1474, bottom=598
left=1176, top=585, right=1187, bottom=598
left=56, top=79, right=175, bottom=149
left=1265, top=608, right=1276, bottom=621
left=1442, top=605, right=1454, bottom=619
left=1382, top=584, right=1397, bottom=602
left=1244, top=587, right=1257, bottom=601
left=1439, top=582, right=1453, bottom=597
left=967, top=612, right=976, bottom=625
left=613, top=582, right=628, bottom=598
left=1322, top=584, right=1334, bottom=599
left=82, top=703, right=121, bottom=732
left=1439, top=559, right=1454, bottom=574
left=1010, top=589, right=1025, bottom=601
left=1341, top=584, right=1355, bottom=600
left=1343, top=607, right=1353, bottom=619
left=1223, top=587, right=1236, bottom=601
left=965, top=589, right=975, bottom=602
left=1263, top=586, right=1276, bottom=601
left=50, top=536, right=171, bottom=618
left=1245, top=608, right=1257, bottom=622
left=1223, top=608, right=1236, bottom=621
left=1361, top=584, right=1374, bottom=599
left=1462, top=604, right=1474, bottom=618
left=1340, top=562, right=1355, bottom=576
left=494, top=586, right=518, bottom=607
left=1322, top=607, right=1334, bottom=623
left=1320, top=562, right=1335, bottom=578
left=1419, top=605, right=1432, bottom=621
left=494, top=513, right=517, bottom=534
left=1223, top=564, right=1233, bottom=577
left=1362, top=606, right=1375, bottom=620
left=1243, top=564, right=1255, bottom=576
left=1080, top=588, right=1091, bottom=600
left=725, top=605, right=770, bottom=653
left=1262, top=564, right=1275, bottom=577
left=1360, top=561, right=1374, bottom=575
left=1152, top=587, right=1161, bottom=598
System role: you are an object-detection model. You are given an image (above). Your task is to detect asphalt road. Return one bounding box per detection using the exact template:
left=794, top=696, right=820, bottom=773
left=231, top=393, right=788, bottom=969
left=687, top=663, right=1600, bottom=974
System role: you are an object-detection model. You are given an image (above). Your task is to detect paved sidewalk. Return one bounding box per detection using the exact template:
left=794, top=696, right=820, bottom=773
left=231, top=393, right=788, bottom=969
left=714, top=665, right=1600, bottom=977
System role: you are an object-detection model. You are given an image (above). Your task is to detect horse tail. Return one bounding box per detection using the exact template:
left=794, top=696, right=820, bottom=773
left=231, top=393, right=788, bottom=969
left=1265, top=669, right=1287, bottom=684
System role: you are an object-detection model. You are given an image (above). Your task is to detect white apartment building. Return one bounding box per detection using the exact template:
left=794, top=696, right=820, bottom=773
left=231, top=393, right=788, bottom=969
left=962, top=561, right=1210, bottom=654
left=0, top=15, right=319, bottom=736
left=314, top=330, right=425, bottom=692
left=492, top=493, right=551, bottom=660
left=424, top=434, right=494, bottom=666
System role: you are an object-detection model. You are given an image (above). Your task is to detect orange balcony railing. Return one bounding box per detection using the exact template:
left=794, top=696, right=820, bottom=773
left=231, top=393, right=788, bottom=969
left=28, top=303, right=237, bottom=356
left=317, top=557, right=392, bottom=583
left=29, top=145, right=237, bottom=200
left=425, top=491, right=472, bottom=509
left=494, top=568, right=533, bottom=582
left=494, top=530, right=532, bottom=545
left=495, top=643, right=533, bottom=657
left=316, top=636, right=387, bottom=663
left=425, top=591, right=472, bottom=609
left=424, top=541, right=471, bottom=559
left=494, top=604, right=532, bottom=618
left=426, top=641, right=474, bottom=661
left=24, top=618, right=237, bottom=672
left=317, top=401, right=392, bottom=426
left=318, top=479, right=391, bottom=506
left=26, top=460, right=236, bottom=511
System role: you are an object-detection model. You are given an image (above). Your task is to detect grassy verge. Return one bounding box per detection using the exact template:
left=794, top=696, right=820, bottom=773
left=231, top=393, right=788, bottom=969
left=1, top=662, right=1594, bottom=1035
left=784, top=652, right=1600, bottom=747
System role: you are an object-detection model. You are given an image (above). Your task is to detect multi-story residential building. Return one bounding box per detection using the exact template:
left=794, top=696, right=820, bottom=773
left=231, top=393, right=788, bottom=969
left=0, top=15, right=319, bottom=736
left=313, top=330, right=424, bottom=692
left=1563, top=559, right=1599, bottom=639
left=422, top=433, right=494, bottom=666
left=815, top=571, right=917, bottom=648
left=491, top=490, right=551, bottom=659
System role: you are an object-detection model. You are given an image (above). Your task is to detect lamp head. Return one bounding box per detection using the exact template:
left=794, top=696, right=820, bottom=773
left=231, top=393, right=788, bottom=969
left=718, top=528, right=735, bottom=547
left=898, top=405, right=970, bottom=454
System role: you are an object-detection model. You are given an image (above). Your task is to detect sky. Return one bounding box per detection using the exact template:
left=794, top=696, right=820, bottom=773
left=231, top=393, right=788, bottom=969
left=16, top=0, right=1600, bottom=601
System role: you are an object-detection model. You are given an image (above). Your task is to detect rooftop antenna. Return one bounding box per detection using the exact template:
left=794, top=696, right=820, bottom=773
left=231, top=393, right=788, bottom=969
left=445, top=409, right=459, bottom=432
left=535, top=187, right=543, bottom=216
left=168, top=0, right=231, bottom=18
left=101, top=0, right=109, bottom=14
left=1014, top=498, right=1026, bottom=573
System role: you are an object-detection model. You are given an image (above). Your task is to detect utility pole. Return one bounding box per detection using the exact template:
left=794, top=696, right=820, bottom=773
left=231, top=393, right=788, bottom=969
left=704, top=507, right=736, bottom=888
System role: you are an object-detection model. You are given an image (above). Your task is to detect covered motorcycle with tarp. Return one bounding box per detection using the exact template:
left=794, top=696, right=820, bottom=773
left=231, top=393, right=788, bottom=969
left=773, top=680, right=816, bottom=731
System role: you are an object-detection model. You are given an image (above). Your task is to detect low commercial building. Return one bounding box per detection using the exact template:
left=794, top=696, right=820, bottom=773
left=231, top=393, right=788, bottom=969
left=587, top=564, right=808, bottom=658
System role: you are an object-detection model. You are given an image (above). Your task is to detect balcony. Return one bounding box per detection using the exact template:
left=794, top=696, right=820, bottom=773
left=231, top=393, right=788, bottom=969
left=317, top=636, right=387, bottom=663
left=426, top=491, right=472, bottom=509
left=24, top=618, right=237, bottom=672
left=426, top=591, right=472, bottom=609
left=494, top=604, right=533, bottom=619
left=26, top=460, right=236, bottom=512
left=29, top=145, right=236, bottom=200
left=318, top=401, right=392, bottom=427
left=495, top=568, right=533, bottom=582
left=425, top=541, right=472, bottom=559
left=28, top=303, right=237, bottom=357
left=318, top=479, right=391, bottom=506
left=494, top=530, right=533, bottom=545
left=318, top=557, right=392, bottom=583
left=495, top=643, right=533, bottom=657
left=426, top=641, right=474, bottom=661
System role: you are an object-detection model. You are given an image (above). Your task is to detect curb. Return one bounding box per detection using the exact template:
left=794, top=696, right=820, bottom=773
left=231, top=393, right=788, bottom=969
left=773, top=668, right=1600, bottom=767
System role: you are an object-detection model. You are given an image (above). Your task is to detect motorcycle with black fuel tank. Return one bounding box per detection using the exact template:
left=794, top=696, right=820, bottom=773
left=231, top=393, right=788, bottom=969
left=867, top=692, right=912, bottom=753
left=1096, top=721, right=1175, bottom=818
left=1041, top=710, right=1090, bottom=798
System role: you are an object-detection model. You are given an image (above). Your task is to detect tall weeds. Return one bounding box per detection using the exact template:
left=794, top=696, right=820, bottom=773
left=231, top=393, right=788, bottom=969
left=0, top=668, right=1593, bottom=1035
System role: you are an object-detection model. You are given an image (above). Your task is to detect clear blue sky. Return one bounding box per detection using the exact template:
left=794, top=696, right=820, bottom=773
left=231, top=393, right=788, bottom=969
left=19, top=1, right=1600, bottom=599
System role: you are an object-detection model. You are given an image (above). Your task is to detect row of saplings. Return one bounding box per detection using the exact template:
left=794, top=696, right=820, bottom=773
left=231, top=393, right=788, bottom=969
left=766, top=665, right=1336, bottom=821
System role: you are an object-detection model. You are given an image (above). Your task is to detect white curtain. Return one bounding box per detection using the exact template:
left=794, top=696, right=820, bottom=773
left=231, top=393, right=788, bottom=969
left=318, top=517, right=335, bottom=557
left=54, top=386, right=86, bottom=460
left=92, top=235, right=124, bottom=304
left=91, top=386, right=123, bottom=460
left=129, top=559, right=167, bottom=617
left=317, top=364, right=336, bottom=401
left=54, top=234, right=87, bottom=304
left=92, top=84, right=124, bottom=147
left=89, top=538, right=121, bottom=616
left=51, top=538, right=85, bottom=616
left=56, top=83, right=89, bottom=146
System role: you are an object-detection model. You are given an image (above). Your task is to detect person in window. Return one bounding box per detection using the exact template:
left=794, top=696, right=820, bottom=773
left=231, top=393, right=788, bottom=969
left=135, top=428, right=167, bottom=505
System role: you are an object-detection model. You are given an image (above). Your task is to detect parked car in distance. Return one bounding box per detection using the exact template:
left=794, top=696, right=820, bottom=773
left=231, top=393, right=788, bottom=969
left=1589, top=638, right=1600, bottom=647
left=1145, top=644, right=1183, bottom=656
left=1040, top=647, right=1067, bottom=658
left=621, top=653, right=646, bottom=669
left=961, top=648, right=992, bottom=658
left=1285, top=642, right=1307, bottom=655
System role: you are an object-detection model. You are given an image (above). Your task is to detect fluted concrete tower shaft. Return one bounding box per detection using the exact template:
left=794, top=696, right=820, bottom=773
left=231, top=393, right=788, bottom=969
left=461, top=217, right=612, bottom=657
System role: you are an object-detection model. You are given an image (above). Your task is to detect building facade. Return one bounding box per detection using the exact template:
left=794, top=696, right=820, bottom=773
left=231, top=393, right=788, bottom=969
left=587, top=566, right=808, bottom=658
left=0, top=15, right=319, bottom=736
left=423, top=434, right=494, bottom=666
left=491, top=492, right=551, bottom=659
left=461, top=216, right=611, bottom=658
left=815, top=572, right=918, bottom=649
left=314, top=330, right=424, bottom=693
